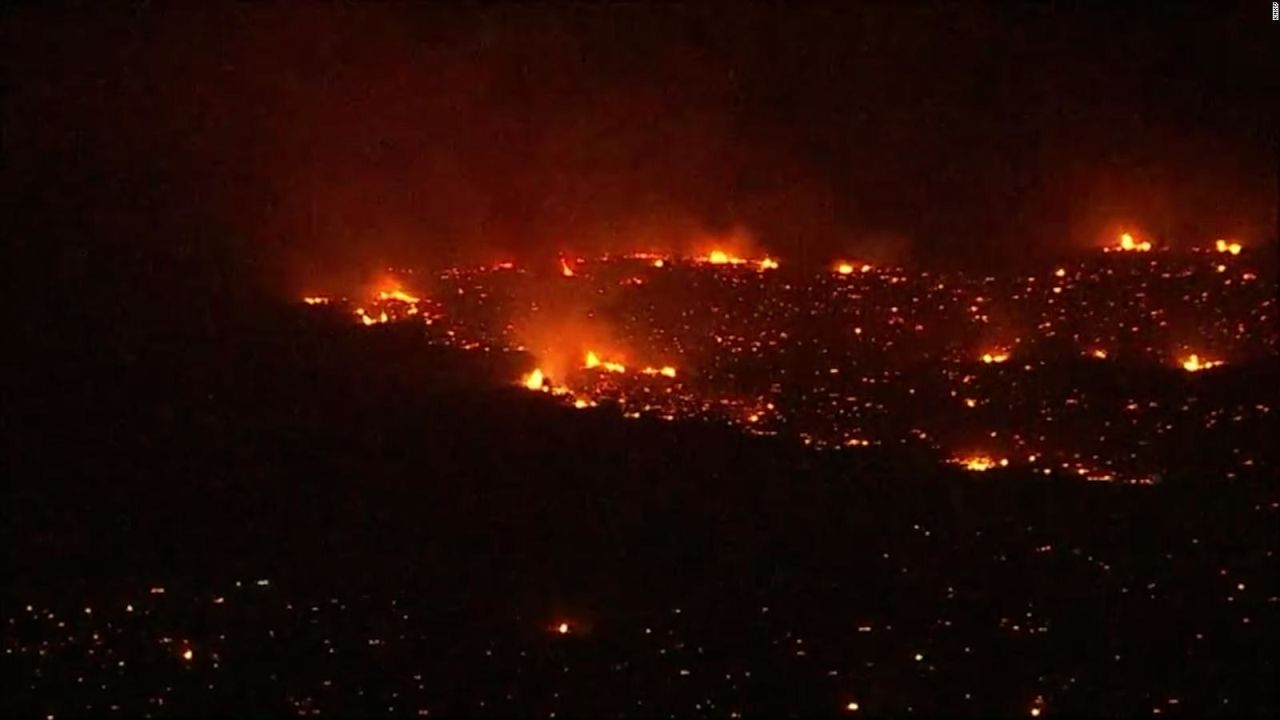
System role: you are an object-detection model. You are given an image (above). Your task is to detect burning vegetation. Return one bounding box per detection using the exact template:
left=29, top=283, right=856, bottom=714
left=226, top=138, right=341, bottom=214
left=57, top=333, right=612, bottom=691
left=300, top=242, right=1274, bottom=486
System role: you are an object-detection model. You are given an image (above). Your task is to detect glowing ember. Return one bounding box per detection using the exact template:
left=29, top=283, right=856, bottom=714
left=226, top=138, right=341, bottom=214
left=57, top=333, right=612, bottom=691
left=556, top=622, right=571, bottom=635
left=836, top=262, right=855, bottom=275
left=1180, top=354, right=1223, bottom=373
left=758, top=257, right=779, bottom=270
left=560, top=258, right=576, bottom=277
left=981, top=351, right=1010, bottom=364
left=1091, top=349, right=1109, bottom=359
left=303, top=296, right=330, bottom=305
left=1214, top=239, right=1242, bottom=255
left=522, top=368, right=546, bottom=390
left=181, top=647, right=194, bottom=661
left=846, top=701, right=860, bottom=712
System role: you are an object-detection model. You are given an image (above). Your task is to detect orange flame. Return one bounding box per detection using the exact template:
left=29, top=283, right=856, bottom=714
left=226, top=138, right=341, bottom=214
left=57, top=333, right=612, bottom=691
left=585, top=351, right=626, bottom=373
left=522, top=368, right=546, bottom=390
left=1214, top=239, right=1242, bottom=255
left=1107, top=232, right=1152, bottom=253
left=1180, top=354, right=1223, bottom=373
left=952, top=455, right=1009, bottom=472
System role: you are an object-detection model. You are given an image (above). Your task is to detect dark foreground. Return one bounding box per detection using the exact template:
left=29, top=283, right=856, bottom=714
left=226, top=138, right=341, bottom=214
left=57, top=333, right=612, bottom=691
left=7, top=312, right=1277, bottom=717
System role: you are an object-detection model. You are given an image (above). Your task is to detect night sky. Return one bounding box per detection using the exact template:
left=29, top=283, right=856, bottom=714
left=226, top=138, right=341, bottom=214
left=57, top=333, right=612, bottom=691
left=7, top=3, right=1276, bottom=296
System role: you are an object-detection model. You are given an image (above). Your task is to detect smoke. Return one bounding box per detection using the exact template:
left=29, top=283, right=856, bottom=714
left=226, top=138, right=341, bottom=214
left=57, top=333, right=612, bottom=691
left=8, top=3, right=1274, bottom=309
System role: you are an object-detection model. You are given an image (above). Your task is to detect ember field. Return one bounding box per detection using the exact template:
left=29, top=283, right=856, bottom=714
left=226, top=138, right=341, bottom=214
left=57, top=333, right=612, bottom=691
left=307, top=242, right=1278, bottom=486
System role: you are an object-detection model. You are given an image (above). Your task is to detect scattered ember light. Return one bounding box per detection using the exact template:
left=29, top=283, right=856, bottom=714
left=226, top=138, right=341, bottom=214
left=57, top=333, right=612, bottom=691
left=303, top=296, right=331, bottom=305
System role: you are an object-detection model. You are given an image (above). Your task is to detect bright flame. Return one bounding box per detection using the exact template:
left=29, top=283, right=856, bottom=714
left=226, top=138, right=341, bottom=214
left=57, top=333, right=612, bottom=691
left=522, top=368, right=546, bottom=390
left=556, top=622, right=571, bottom=635
left=642, top=366, right=678, bottom=378
left=585, top=351, right=626, bottom=373
left=1180, top=354, right=1223, bottom=373
left=758, top=257, right=779, bottom=270
left=953, top=455, right=1009, bottom=472
left=1091, top=349, right=1109, bottom=359
left=377, top=289, right=420, bottom=303
left=303, top=296, right=330, bottom=305
left=981, top=351, right=1010, bottom=364
left=708, top=250, right=733, bottom=264
left=1215, top=239, right=1242, bottom=255
left=181, top=648, right=194, bottom=661
left=560, top=258, right=576, bottom=277
left=836, top=262, right=855, bottom=275
left=1109, top=232, right=1152, bottom=253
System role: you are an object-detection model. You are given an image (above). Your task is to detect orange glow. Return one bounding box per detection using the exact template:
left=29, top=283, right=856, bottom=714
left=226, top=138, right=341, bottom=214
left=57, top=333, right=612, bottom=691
left=1215, top=239, right=1243, bottom=255
left=836, top=262, right=855, bottom=275
left=1091, top=348, right=1109, bottom=359
left=303, top=296, right=330, bottom=305
left=953, top=454, right=1009, bottom=472
left=522, top=368, right=546, bottom=390
left=1180, top=354, right=1223, bottom=373
left=652, top=258, right=665, bottom=268
left=181, top=647, right=194, bottom=661
left=981, top=350, right=1010, bottom=364
left=707, top=249, right=735, bottom=265
left=560, top=258, right=576, bottom=277
left=758, top=257, right=780, bottom=270
left=555, top=622, right=571, bottom=635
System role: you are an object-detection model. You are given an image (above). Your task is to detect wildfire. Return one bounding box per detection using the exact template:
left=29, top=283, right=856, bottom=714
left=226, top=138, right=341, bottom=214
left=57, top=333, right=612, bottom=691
left=1214, top=239, right=1243, bottom=256
left=522, top=368, right=547, bottom=390
left=706, top=249, right=743, bottom=265
left=953, top=455, right=1010, bottom=472
left=1180, top=354, right=1223, bottom=373
left=377, top=289, right=420, bottom=303
left=1106, top=232, right=1152, bottom=253
left=585, top=351, right=626, bottom=373
left=641, top=366, right=678, bottom=378
left=758, top=257, right=780, bottom=270
left=981, top=350, right=1011, bottom=364
left=835, top=261, right=872, bottom=275
left=303, top=296, right=330, bottom=305
left=560, top=258, right=577, bottom=277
